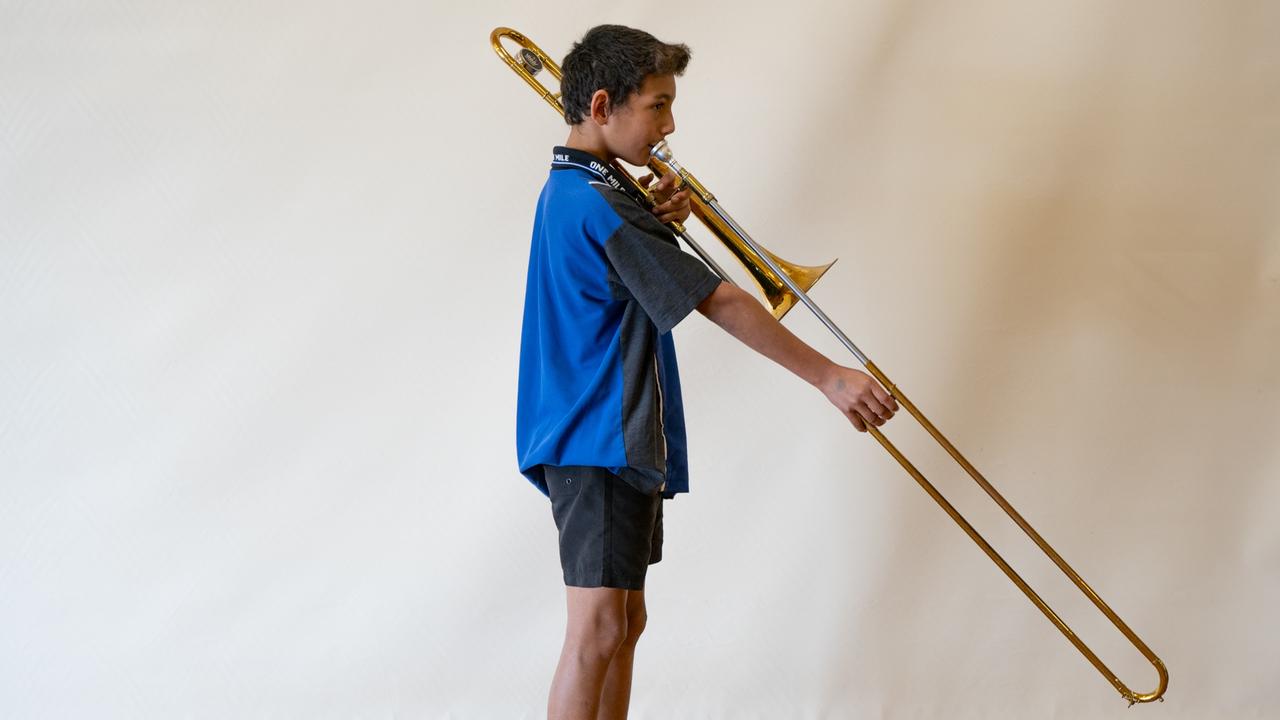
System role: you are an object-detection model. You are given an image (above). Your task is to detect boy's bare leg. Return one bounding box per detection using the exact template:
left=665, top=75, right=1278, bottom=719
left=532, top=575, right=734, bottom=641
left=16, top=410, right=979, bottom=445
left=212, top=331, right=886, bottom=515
left=548, top=587, right=630, bottom=720
left=597, top=589, right=646, bottom=720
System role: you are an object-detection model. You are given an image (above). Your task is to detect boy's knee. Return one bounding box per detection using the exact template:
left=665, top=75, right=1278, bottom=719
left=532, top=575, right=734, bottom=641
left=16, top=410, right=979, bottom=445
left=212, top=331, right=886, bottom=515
left=621, top=607, right=647, bottom=646
left=567, top=605, right=630, bottom=660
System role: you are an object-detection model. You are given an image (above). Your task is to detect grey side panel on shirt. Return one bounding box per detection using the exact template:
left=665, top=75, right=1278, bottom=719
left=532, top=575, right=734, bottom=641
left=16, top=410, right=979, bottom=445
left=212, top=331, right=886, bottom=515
left=591, top=184, right=721, bottom=495
left=616, top=301, right=665, bottom=494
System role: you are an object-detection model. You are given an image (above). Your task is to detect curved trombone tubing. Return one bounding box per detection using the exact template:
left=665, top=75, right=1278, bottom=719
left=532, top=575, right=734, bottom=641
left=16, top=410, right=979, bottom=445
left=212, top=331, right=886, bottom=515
left=492, top=26, right=1168, bottom=705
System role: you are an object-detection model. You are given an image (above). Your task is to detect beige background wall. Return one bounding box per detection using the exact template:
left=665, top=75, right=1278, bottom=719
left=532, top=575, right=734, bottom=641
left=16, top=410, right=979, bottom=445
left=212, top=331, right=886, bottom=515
left=2, top=1, right=1277, bottom=717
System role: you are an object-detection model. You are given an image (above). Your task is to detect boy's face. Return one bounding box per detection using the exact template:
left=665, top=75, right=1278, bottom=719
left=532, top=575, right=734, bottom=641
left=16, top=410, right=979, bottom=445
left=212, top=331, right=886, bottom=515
left=600, top=73, right=677, bottom=166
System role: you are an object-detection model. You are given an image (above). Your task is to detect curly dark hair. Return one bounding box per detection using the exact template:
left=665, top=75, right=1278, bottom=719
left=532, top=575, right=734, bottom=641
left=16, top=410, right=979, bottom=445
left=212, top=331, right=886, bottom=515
left=560, top=25, right=691, bottom=125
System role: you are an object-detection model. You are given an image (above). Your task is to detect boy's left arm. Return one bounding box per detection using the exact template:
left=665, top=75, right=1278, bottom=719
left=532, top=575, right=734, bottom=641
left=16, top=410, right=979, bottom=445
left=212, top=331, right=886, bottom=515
left=695, top=280, right=897, bottom=432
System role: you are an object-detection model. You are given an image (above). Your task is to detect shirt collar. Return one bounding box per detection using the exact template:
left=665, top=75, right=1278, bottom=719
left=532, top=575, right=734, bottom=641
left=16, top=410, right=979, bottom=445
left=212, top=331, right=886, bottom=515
left=550, top=146, right=645, bottom=204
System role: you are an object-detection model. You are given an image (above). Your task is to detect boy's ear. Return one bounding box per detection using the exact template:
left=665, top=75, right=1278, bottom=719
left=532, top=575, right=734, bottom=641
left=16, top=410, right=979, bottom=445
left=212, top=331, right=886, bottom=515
left=589, top=89, right=612, bottom=125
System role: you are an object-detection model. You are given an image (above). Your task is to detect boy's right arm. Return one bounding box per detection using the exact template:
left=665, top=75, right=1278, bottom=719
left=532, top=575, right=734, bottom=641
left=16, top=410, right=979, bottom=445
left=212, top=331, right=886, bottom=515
left=695, top=280, right=897, bottom=431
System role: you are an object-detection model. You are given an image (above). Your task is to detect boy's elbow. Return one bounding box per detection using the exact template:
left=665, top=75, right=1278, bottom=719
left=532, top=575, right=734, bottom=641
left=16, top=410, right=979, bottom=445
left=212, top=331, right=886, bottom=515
left=696, top=280, right=753, bottom=321
left=696, top=280, right=733, bottom=316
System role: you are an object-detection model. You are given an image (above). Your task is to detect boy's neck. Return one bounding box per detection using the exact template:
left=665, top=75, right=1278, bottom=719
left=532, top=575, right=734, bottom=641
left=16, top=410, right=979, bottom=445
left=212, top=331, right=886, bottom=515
left=563, top=125, right=614, bottom=164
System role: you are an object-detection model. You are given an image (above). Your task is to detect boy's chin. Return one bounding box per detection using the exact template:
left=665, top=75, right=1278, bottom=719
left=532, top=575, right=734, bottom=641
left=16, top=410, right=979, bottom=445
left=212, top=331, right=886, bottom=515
left=624, top=151, right=651, bottom=167
left=608, top=146, right=647, bottom=167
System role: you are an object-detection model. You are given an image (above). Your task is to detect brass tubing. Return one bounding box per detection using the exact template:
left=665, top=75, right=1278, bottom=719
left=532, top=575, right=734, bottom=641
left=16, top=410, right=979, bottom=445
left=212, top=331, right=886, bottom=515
left=490, top=28, right=564, bottom=114
left=865, top=362, right=1169, bottom=704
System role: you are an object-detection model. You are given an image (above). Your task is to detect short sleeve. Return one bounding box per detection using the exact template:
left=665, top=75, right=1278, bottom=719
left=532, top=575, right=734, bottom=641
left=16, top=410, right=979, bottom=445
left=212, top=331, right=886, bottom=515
left=595, top=188, right=722, bottom=334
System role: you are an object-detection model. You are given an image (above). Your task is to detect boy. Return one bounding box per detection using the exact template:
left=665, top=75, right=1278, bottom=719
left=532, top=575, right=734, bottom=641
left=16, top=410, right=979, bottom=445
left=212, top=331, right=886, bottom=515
left=515, top=25, right=897, bottom=720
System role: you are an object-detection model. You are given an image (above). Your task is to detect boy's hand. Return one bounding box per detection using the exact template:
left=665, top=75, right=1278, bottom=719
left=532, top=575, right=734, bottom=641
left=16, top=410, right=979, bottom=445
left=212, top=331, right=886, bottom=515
left=819, top=365, right=898, bottom=432
left=639, top=171, right=692, bottom=225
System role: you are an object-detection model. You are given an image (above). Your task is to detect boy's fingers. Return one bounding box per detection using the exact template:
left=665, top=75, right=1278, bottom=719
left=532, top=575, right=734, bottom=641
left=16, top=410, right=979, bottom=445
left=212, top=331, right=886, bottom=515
left=864, top=397, right=890, bottom=421
left=873, top=384, right=898, bottom=411
left=638, top=174, right=654, bottom=189
left=654, top=194, right=687, bottom=211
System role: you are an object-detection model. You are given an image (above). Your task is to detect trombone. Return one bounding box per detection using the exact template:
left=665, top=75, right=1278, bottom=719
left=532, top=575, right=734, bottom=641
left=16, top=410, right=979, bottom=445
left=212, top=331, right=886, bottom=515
left=491, top=26, right=1169, bottom=705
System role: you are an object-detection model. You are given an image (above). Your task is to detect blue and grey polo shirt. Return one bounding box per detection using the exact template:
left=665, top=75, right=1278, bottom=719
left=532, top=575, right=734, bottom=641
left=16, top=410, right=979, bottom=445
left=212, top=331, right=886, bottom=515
left=516, top=146, right=722, bottom=498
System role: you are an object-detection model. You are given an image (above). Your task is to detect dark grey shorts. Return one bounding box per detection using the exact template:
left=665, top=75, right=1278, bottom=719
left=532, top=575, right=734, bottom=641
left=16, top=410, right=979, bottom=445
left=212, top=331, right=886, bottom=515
left=544, top=465, right=663, bottom=590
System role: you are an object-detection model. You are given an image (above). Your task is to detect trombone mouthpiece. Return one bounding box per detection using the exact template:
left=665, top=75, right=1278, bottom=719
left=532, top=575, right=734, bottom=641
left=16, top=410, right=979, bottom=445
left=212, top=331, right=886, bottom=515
left=649, top=139, right=709, bottom=202
left=650, top=140, right=678, bottom=168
